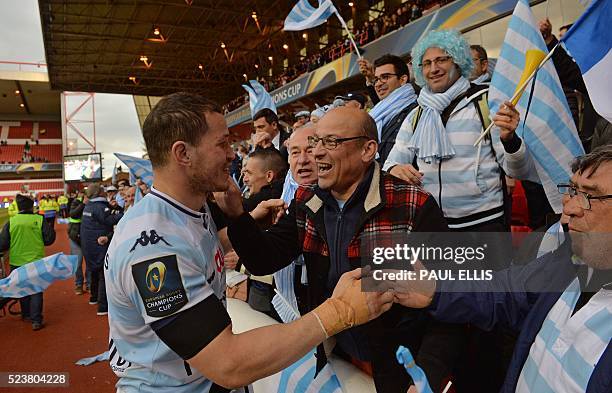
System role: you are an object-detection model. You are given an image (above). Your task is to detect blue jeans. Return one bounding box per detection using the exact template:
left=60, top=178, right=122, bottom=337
left=70, top=239, right=89, bottom=287
left=10, top=265, right=43, bottom=323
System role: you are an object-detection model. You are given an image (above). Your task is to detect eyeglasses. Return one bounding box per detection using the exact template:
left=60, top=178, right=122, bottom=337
left=472, top=57, right=485, bottom=63
left=373, top=73, right=398, bottom=84
left=557, top=183, right=612, bottom=210
left=307, top=135, right=369, bottom=150
left=419, top=56, right=453, bottom=69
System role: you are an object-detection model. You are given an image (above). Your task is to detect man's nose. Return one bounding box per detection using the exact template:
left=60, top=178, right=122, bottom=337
left=562, top=194, right=585, bottom=218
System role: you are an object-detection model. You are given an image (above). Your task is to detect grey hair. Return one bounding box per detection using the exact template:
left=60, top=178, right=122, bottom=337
left=570, top=145, right=612, bottom=177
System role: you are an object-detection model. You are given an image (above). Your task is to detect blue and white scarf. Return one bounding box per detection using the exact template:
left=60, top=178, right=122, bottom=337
left=369, top=83, right=417, bottom=141
left=408, top=76, right=471, bottom=164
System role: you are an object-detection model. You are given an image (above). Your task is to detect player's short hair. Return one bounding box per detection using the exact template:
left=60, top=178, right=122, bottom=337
left=143, top=92, right=222, bottom=168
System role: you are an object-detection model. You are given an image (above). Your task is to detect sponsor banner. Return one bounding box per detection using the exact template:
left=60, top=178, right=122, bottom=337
left=0, top=163, right=62, bottom=173
left=225, top=0, right=526, bottom=127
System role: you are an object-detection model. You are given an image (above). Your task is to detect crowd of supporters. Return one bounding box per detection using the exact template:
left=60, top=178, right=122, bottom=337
left=223, top=0, right=452, bottom=113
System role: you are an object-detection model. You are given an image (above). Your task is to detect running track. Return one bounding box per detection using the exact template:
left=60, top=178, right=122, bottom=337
left=1, top=223, right=117, bottom=392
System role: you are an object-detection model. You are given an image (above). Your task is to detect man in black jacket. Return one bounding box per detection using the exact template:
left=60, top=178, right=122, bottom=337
left=217, top=107, right=460, bottom=392
left=69, top=192, right=88, bottom=295
left=80, top=183, right=123, bottom=315
left=242, top=148, right=287, bottom=212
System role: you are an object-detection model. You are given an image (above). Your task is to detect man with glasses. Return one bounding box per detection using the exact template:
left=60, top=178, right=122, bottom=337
left=384, top=29, right=532, bottom=393
left=470, top=44, right=490, bottom=85
left=358, top=54, right=419, bottom=164
left=391, top=145, right=612, bottom=393
left=217, top=106, right=462, bottom=392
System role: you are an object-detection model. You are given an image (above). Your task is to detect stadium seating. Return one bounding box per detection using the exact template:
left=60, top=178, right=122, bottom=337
left=0, top=145, right=25, bottom=164
left=30, top=145, right=63, bottom=162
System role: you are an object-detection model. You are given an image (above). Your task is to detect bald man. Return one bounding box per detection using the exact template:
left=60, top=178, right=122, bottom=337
left=217, top=107, right=458, bottom=392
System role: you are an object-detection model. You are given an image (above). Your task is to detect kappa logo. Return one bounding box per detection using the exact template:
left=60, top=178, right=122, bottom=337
left=129, top=230, right=171, bottom=252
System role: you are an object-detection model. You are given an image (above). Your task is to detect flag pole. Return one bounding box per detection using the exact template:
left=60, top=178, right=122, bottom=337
left=332, top=6, right=362, bottom=58
left=473, top=43, right=559, bottom=146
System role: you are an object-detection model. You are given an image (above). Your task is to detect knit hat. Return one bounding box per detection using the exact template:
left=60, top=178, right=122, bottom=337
left=16, top=194, right=34, bottom=212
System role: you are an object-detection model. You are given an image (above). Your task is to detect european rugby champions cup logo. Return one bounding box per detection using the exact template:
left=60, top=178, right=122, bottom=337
left=145, top=261, right=166, bottom=293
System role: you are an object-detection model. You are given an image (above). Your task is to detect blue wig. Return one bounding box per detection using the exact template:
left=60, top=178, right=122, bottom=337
left=411, top=29, right=474, bottom=87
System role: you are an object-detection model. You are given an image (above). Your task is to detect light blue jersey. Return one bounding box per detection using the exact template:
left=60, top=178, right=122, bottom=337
left=105, top=187, right=227, bottom=393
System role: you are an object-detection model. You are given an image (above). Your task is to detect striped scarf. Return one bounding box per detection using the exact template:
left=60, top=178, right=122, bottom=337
left=408, top=76, right=470, bottom=164
left=369, top=83, right=417, bottom=141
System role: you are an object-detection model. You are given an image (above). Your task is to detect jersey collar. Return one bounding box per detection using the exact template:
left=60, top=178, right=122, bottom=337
left=149, top=186, right=205, bottom=219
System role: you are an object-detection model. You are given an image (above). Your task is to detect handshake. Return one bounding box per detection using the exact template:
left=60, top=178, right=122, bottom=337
left=315, top=265, right=436, bottom=337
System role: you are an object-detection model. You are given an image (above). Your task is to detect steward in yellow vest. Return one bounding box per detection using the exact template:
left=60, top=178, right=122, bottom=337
left=0, top=194, right=55, bottom=330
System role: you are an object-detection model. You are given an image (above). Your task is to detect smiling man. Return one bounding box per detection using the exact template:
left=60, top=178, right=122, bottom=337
left=104, top=93, right=393, bottom=393
left=392, top=145, right=612, bottom=393
left=358, top=54, right=419, bottom=164
left=218, top=106, right=464, bottom=392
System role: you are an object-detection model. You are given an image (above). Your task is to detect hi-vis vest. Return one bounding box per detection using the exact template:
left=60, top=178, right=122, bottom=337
left=9, top=214, right=45, bottom=266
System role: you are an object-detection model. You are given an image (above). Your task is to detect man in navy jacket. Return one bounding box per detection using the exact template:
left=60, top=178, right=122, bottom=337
left=393, top=146, right=612, bottom=393
left=81, top=183, right=123, bottom=315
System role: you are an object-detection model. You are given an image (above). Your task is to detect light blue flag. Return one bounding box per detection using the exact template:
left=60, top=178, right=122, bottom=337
left=369, top=83, right=417, bottom=142
left=396, top=346, right=433, bottom=393
left=284, top=0, right=336, bottom=31
left=242, top=80, right=277, bottom=118
left=561, top=0, right=612, bottom=123
left=277, top=349, right=342, bottom=393
left=114, top=153, right=153, bottom=188
left=0, top=253, right=78, bottom=298
left=488, top=0, right=584, bottom=213
left=272, top=171, right=302, bottom=323
left=75, top=351, right=110, bottom=366
left=111, top=162, right=117, bottom=184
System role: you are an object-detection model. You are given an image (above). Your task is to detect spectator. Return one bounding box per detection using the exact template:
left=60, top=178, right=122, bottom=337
left=470, top=44, right=490, bottom=84
left=392, top=145, right=612, bottom=393
left=80, top=183, right=123, bottom=316
left=0, top=194, right=55, bottom=330
left=252, top=108, right=289, bottom=160
left=359, top=54, right=418, bottom=164
left=384, top=29, right=529, bottom=392
left=123, top=186, right=136, bottom=211
left=220, top=106, right=458, bottom=392
left=242, top=148, right=287, bottom=212
left=69, top=192, right=88, bottom=295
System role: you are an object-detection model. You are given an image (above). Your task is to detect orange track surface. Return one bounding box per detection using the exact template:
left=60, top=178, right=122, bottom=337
left=1, top=223, right=118, bottom=392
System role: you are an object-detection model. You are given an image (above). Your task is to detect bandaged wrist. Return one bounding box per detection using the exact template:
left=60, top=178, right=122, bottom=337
left=311, top=298, right=355, bottom=338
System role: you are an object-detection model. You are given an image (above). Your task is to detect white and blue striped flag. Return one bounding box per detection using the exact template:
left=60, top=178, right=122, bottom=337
left=489, top=0, right=584, bottom=213
left=242, top=80, right=277, bottom=118
left=272, top=171, right=302, bottom=323
left=561, top=0, right=612, bottom=123
left=284, top=0, right=336, bottom=31
left=276, top=349, right=342, bottom=393
left=114, top=153, right=153, bottom=188
left=0, top=253, right=78, bottom=298
left=396, top=346, right=433, bottom=393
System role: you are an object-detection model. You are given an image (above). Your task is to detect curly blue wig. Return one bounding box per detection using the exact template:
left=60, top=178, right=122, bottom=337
left=411, top=29, right=474, bottom=87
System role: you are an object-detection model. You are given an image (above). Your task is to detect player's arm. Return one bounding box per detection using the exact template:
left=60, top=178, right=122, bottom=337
left=154, top=269, right=393, bottom=389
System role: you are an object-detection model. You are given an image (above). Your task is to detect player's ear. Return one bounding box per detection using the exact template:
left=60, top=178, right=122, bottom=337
left=171, top=141, right=192, bottom=167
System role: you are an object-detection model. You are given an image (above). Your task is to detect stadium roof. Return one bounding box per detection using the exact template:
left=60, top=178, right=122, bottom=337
left=0, top=67, right=60, bottom=121
left=38, top=0, right=353, bottom=104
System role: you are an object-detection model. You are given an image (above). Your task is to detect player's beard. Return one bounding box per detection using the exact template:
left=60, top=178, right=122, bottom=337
left=187, top=159, right=229, bottom=195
